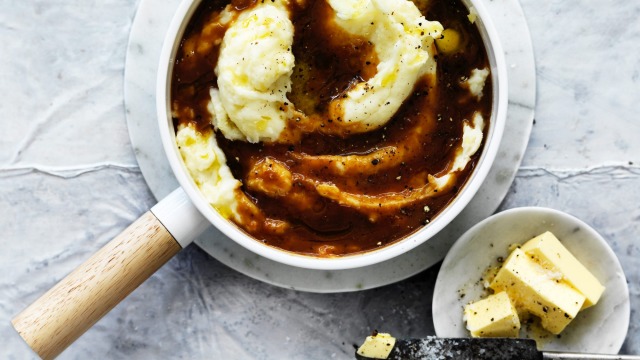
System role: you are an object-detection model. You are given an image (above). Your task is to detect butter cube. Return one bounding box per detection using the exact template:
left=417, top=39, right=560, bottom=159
left=357, top=333, right=396, bottom=359
left=490, top=248, right=586, bottom=334
left=464, top=291, right=520, bottom=338
left=521, top=231, right=605, bottom=309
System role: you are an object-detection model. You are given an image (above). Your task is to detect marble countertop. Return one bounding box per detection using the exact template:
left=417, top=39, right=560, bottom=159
left=1, top=0, right=638, bottom=359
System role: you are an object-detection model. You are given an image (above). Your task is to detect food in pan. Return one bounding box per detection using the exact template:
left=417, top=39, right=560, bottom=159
left=171, top=0, right=492, bottom=255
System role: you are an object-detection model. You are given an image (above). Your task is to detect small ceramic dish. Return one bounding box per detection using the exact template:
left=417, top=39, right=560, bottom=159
left=432, top=207, right=630, bottom=353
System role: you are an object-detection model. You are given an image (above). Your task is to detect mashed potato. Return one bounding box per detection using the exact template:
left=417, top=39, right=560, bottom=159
left=451, top=112, right=485, bottom=172
left=175, top=124, right=241, bottom=218
left=214, top=1, right=295, bottom=143
left=325, top=0, right=443, bottom=131
left=464, top=68, right=490, bottom=100
left=213, top=0, right=442, bottom=142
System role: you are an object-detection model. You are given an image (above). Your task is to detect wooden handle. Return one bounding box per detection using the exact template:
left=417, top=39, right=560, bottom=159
left=12, top=211, right=182, bottom=359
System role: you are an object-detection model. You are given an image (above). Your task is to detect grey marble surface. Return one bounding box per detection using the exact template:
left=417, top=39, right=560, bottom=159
left=1, top=1, right=638, bottom=359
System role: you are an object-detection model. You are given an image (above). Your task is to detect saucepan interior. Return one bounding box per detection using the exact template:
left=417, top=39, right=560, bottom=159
left=157, top=0, right=508, bottom=270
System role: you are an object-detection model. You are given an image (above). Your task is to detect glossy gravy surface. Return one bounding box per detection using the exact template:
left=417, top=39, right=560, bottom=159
left=171, top=0, right=492, bottom=256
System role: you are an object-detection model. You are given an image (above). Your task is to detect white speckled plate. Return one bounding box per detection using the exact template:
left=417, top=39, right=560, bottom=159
left=124, top=0, right=535, bottom=292
left=432, top=207, right=630, bottom=353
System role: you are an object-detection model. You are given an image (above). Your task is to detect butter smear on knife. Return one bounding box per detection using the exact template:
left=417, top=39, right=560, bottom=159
left=357, top=332, right=396, bottom=359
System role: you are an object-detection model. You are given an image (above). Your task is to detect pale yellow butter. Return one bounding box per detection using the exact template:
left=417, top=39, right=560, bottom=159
left=464, top=291, right=520, bottom=338
left=521, top=231, right=605, bottom=309
left=490, top=248, right=586, bottom=334
left=357, top=333, right=396, bottom=359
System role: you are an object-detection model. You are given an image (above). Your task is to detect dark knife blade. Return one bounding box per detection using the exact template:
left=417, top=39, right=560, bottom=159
left=355, top=337, right=640, bottom=360
left=355, top=337, right=540, bottom=360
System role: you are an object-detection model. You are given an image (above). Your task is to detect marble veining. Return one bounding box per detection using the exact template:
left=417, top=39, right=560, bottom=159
left=1, top=0, right=638, bottom=358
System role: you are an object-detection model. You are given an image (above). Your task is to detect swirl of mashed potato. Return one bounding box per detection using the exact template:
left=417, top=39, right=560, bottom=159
left=212, top=0, right=442, bottom=143
left=325, top=0, right=442, bottom=131
left=175, top=124, right=241, bottom=218
left=212, top=2, right=295, bottom=143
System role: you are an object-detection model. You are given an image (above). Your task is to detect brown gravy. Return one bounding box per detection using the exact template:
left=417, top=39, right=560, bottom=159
left=171, top=0, right=492, bottom=256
